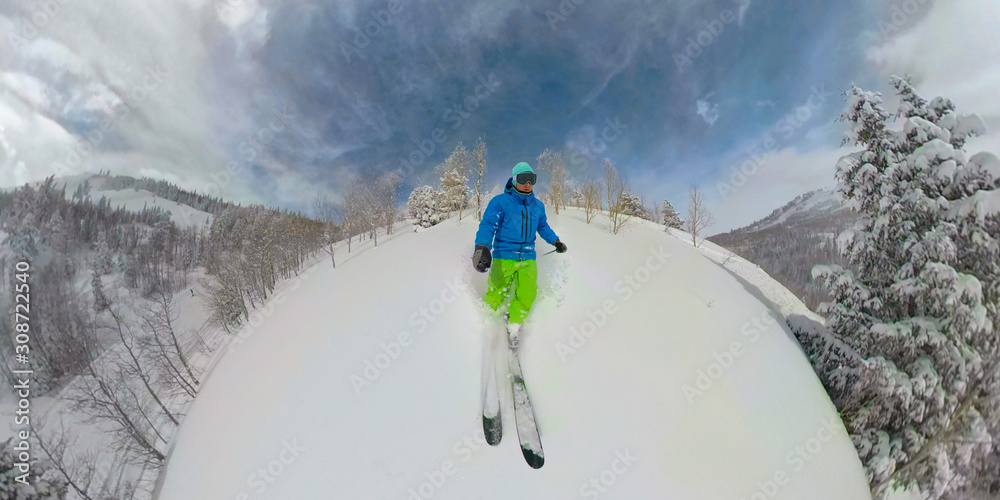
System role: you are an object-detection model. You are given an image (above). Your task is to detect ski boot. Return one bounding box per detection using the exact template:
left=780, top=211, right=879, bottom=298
left=505, top=313, right=521, bottom=351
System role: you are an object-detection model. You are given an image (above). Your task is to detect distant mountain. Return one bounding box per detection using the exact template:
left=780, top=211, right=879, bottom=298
left=44, top=171, right=233, bottom=229
left=708, top=188, right=858, bottom=311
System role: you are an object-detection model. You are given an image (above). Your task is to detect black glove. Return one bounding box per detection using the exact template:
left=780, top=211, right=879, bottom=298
left=554, top=240, right=567, bottom=253
left=473, top=245, right=492, bottom=272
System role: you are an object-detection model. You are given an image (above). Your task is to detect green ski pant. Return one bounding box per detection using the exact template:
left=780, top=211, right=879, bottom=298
left=483, top=258, right=538, bottom=324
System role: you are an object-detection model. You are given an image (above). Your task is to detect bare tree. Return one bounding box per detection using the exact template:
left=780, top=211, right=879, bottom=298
left=472, top=136, right=489, bottom=221
left=581, top=179, right=602, bottom=224
left=603, top=158, right=631, bottom=234
left=312, top=194, right=339, bottom=268
left=68, top=360, right=168, bottom=467
left=685, top=184, right=716, bottom=247
left=29, top=414, right=101, bottom=500
left=377, top=171, right=402, bottom=236
left=337, top=188, right=362, bottom=253
left=138, top=291, right=200, bottom=399
left=64, top=307, right=169, bottom=469
left=104, top=300, right=180, bottom=427
left=536, top=149, right=569, bottom=214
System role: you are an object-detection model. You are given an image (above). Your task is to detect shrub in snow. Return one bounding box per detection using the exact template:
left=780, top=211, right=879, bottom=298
left=795, top=77, right=1000, bottom=499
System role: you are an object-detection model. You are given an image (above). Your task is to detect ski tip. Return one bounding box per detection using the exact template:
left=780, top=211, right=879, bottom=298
left=521, top=447, right=545, bottom=469
left=483, top=415, right=503, bottom=446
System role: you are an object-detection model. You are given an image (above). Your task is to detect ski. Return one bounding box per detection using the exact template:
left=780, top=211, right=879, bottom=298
left=508, top=344, right=544, bottom=468
left=482, top=339, right=502, bottom=446
left=482, top=317, right=502, bottom=446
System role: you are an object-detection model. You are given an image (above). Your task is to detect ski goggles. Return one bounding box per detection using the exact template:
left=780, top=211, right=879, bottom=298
left=515, top=172, right=537, bottom=185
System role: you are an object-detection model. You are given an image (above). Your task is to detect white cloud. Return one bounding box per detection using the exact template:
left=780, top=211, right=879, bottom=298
left=705, top=143, right=848, bottom=234
left=696, top=98, right=720, bottom=126
left=1, top=72, right=51, bottom=109
left=865, top=0, right=1000, bottom=118
left=0, top=2, right=264, bottom=203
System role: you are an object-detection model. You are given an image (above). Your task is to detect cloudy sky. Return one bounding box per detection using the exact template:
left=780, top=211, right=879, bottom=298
left=1, top=0, right=999, bottom=232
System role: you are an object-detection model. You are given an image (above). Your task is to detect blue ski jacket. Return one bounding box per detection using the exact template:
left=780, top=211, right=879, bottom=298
left=475, top=177, right=560, bottom=261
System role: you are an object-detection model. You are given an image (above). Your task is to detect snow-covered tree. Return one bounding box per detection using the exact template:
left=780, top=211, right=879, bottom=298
left=570, top=187, right=585, bottom=208
left=661, top=198, right=683, bottom=230
left=804, top=77, right=1000, bottom=499
left=438, top=144, right=472, bottom=220
left=91, top=271, right=110, bottom=312
left=91, top=231, right=115, bottom=274
left=44, top=210, right=70, bottom=254
left=0, top=437, right=68, bottom=499
left=618, top=192, right=648, bottom=219
left=472, top=136, right=489, bottom=221
left=407, top=186, right=443, bottom=228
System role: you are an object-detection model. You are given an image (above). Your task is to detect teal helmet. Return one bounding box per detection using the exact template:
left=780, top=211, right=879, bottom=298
left=512, top=162, right=537, bottom=185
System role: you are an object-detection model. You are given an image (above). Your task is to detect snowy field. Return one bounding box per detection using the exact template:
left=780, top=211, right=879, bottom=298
left=157, top=208, right=872, bottom=499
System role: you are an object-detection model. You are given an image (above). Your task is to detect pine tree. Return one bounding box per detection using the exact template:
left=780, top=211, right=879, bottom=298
left=661, top=199, right=683, bottom=230
left=618, top=192, right=648, bottom=218
left=808, top=77, right=999, bottom=499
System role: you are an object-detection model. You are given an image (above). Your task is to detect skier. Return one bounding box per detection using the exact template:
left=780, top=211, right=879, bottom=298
left=472, top=162, right=567, bottom=350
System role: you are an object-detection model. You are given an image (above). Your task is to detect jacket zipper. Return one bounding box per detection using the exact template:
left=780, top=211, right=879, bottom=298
left=519, top=200, right=528, bottom=259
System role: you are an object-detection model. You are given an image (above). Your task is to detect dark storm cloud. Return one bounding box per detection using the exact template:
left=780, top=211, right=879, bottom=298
left=202, top=0, right=870, bottom=210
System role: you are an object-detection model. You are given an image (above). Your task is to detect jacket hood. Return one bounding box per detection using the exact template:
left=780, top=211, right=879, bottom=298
left=505, top=177, right=536, bottom=202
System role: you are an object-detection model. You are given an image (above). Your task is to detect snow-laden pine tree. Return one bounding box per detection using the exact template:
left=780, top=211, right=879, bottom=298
left=661, top=198, right=683, bottom=230
left=407, top=186, right=443, bottom=228
left=808, top=77, right=1000, bottom=499
left=618, top=192, right=647, bottom=218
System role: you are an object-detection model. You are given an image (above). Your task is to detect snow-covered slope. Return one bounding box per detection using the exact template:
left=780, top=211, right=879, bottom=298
left=156, top=208, right=872, bottom=499
left=44, top=173, right=214, bottom=229
left=729, top=187, right=848, bottom=233
left=708, top=188, right=857, bottom=311
left=89, top=187, right=213, bottom=229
